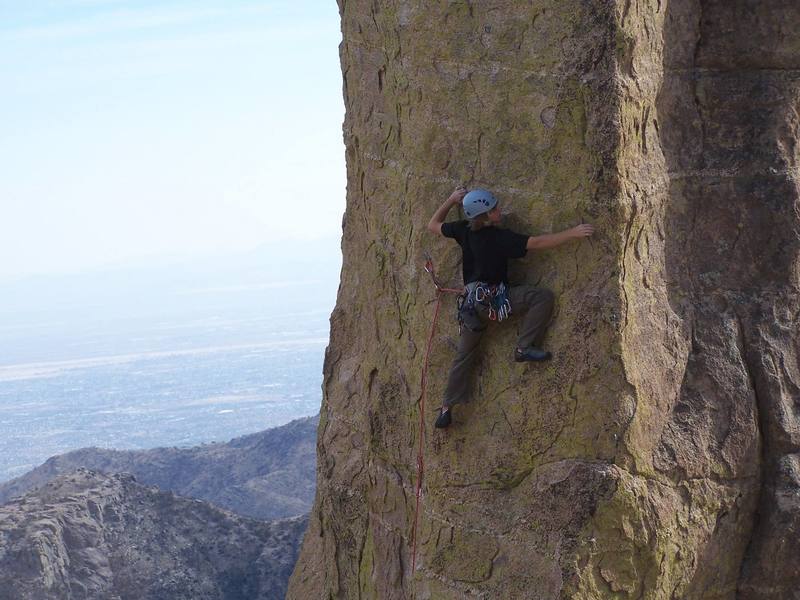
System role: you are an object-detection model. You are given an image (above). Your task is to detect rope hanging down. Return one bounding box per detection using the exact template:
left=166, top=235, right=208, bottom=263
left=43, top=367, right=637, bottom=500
left=410, top=254, right=463, bottom=572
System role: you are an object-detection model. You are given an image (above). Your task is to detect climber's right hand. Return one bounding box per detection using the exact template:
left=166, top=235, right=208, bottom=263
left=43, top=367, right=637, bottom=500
left=570, top=223, right=595, bottom=238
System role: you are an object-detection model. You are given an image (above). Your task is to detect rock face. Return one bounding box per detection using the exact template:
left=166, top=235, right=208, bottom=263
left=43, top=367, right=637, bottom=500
left=289, top=1, right=800, bottom=599
left=0, top=469, right=307, bottom=600
left=0, top=415, right=318, bottom=520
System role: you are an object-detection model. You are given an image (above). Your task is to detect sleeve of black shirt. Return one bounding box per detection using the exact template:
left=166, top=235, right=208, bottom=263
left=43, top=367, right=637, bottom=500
left=441, top=220, right=466, bottom=240
left=500, top=229, right=529, bottom=258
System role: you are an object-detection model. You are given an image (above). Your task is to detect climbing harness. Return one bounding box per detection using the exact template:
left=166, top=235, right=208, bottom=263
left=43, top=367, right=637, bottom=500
left=476, top=282, right=512, bottom=321
left=458, top=281, right=512, bottom=331
left=411, top=254, right=462, bottom=572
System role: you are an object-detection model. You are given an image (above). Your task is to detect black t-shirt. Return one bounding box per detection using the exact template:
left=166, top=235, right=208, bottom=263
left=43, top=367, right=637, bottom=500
left=441, top=220, right=528, bottom=285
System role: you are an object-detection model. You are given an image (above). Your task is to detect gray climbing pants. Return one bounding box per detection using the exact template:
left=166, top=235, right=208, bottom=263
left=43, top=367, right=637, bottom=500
left=442, top=285, right=554, bottom=408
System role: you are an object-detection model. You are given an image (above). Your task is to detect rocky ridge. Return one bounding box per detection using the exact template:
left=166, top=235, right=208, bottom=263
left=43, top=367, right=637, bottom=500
left=0, top=469, right=306, bottom=600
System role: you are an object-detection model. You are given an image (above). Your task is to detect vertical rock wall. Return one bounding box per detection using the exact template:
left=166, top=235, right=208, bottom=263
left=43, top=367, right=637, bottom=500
left=289, top=1, right=800, bottom=598
left=654, top=2, right=800, bottom=598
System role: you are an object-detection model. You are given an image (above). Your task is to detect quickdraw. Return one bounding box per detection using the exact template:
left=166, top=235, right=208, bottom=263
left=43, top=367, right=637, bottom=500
left=465, top=281, right=512, bottom=323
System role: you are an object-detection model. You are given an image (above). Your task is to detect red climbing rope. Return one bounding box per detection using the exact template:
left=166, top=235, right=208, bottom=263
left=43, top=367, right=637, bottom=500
left=410, top=255, right=463, bottom=572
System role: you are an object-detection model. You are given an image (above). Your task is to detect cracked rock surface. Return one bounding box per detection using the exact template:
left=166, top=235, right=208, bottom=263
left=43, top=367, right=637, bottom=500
left=289, top=1, right=800, bottom=598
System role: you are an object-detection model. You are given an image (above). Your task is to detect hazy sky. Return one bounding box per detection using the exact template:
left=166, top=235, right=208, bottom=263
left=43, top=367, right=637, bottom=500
left=0, top=0, right=345, bottom=281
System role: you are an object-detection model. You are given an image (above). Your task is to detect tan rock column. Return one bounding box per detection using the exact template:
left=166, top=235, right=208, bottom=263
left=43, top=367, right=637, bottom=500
left=288, top=1, right=800, bottom=598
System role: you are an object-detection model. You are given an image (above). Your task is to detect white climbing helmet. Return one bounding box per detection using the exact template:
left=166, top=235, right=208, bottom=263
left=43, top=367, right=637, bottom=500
left=462, top=188, right=498, bottom=219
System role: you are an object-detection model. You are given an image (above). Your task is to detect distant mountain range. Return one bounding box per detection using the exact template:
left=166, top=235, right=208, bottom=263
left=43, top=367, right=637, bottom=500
left=0, top=469, right=307, bottom=600
left=0, top=415, right=319, bottom=520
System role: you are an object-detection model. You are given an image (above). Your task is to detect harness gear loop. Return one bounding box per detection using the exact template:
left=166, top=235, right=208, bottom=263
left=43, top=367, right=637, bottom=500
left=461, top=281, right=513, bottom=328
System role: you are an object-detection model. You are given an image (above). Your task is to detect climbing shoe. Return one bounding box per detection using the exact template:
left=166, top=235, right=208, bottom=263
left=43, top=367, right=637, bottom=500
left=514, top=347, right=552, bottom=362
left=434, top=408, right=452, bottom=429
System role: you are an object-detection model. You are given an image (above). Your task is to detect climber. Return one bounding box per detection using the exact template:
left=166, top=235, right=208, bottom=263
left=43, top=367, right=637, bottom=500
left=426, top=186, right=595, bottom=429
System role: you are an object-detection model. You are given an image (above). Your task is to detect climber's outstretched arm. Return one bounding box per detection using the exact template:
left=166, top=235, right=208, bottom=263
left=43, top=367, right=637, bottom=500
left=427, top=186, right=467, bottom=236
left=526, top=223, right=595, bottom=250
